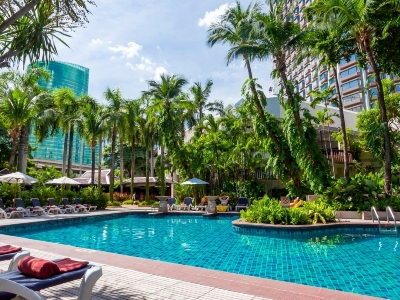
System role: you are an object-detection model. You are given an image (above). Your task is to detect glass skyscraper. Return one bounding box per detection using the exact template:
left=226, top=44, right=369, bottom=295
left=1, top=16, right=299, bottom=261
left=28, top=61, right=98, bottom=169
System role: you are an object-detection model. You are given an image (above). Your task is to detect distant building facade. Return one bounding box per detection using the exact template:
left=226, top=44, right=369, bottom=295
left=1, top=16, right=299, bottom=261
left=276, top=0, right=400, bottom=112
left=28, top=61, right=98, bottom=172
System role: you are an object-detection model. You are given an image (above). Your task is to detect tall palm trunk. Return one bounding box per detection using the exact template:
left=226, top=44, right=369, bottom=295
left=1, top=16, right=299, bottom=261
left=130, top=135, right=136, bottom=196
left=332, top=67, right=349, bottom=180
left=159, top=146, right=166, bottom=195
left=363, top=37, right=392, bottom=196
left=119, top=135, right=124, bottom=194
left=62, top=131, right=68, bottom=176
left=17, top=124, right=30, bottom=173
left=145, top=131, right=150, bottom=201
left=67, top=124, right=74, bottom=177
left=276, top=59, right=302, bottom=130
left=243, top=55, right=302, bottom=189
left=90, top=141, right=96, bottom=186
left=8, top=129, right=20, bottom=169
left=97, top=134, right=102, bottom=189
left=109, top=125, right=116, bottom=202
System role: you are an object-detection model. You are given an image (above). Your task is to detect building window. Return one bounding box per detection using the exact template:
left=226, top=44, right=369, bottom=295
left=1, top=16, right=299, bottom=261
left=307, top=84, right=312, bottom=91
left=370, top=88, right=378, bottom=96
left=319, top=72, right=328, bottom=81
left=342, top=93, right=361, bottom=103
left=340, top=66, right=358, bottom=78
left=349, top=106, right=363, bottom=112
left=300, top=80, right=305, bottom=88
left=321, top=83, right=328, bottom=90
left=340, top=54, right=358, bottom=65
left=395, top=85, right=400, bottom=92
left=342, top=80, right=360, bottom=90
left=329, top=77, right=335, bottom=85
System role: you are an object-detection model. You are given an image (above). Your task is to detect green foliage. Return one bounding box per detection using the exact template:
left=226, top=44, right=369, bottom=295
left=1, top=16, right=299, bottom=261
left=107, top=201, right=121, bottom=206
left=356, top=79, right=400, bottom=165
left=122, top=200, right=133, bottom=205
left=79, top=186, right=108, bottom=209
left=331, top=128, right=362, bottom=161
left=241, top=196, right=335, bottom=225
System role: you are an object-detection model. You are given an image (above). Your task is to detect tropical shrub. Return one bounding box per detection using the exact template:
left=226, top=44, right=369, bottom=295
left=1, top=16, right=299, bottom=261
left=122, top=200, right=133, bottom=205
left=112, top=192, right=131, bottom=202
left=107, top=201, right=121, bottom=206
left=80, top=187, right=108, bottom=209
left=241, top=196, right=336, bottom=225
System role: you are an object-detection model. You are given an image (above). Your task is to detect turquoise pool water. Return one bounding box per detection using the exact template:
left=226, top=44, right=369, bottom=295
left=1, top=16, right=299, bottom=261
left=7, top=214, right=400, bottom=299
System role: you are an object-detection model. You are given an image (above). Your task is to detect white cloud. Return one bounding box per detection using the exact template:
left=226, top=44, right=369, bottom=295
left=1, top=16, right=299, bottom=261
left=154, top=66, right=167, bottom=80
left=109, top=41, right=142, bottom=58
left=90, top=38, right=103, bottom=45
left=198, top=3, right=231, bottom=27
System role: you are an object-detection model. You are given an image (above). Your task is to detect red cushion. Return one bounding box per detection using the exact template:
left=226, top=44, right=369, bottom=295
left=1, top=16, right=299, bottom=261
left=18, top=256, right=60, bottom=279
left=54, top=258, right=89, bottom=273
left=87, top=204, right=92, bottom=207
left=0, top=245, right=22, bottom=255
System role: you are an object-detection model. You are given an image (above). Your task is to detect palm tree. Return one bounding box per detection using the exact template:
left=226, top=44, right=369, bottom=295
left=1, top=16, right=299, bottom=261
left=104, top=87, right=124, bottom=202
left=124, top=98, right=142, bottom=196
left=206, top=0, right=303, bottom=193
left=0, top=67, right=50, bottom=170
left=189, top=79, right=224, bottom=124
left=300, top=25, right=353, bottom=180
left=145, top=73, right=190, bottom=196
left=77, top=100, right=108, bottom=186
left=248, top=0, right=331, bottom=191
left=305, top=0, right=397, bottom=195
left=52, top=88, right=80, bottom=176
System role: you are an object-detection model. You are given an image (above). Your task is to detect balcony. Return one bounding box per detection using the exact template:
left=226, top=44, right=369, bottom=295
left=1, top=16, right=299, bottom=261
left=323, top=150, right=353, bottom=164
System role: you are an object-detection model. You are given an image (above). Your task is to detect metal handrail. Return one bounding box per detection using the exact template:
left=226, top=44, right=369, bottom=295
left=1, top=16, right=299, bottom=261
left=386, top=206, right=397, bottom=232
left=371, top=206, right=381, bottom=232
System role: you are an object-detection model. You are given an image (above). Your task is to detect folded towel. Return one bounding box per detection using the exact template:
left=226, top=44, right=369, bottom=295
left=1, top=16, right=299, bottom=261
left=0, top=245, right=22, bottom=255
left=55, top=258, right=89, bottom=273
left=18, top=256, right=60, bottom=279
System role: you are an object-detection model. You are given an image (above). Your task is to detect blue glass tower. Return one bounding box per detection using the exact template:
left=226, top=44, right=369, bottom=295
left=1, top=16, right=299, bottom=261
left=28, top=61, right=98, bottom=169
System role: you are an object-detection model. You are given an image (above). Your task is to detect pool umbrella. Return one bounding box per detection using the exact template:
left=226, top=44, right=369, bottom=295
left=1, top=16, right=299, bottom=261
left=181, top=178, right=209, bottom=204
left=45, top=176, right=80, bottom=196
left=0, top=172, right=38, bottom=199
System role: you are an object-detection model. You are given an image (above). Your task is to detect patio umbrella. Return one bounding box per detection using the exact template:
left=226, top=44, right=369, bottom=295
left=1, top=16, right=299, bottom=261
left=0, top=172, right=38, bottom=199
left=181, top=178, right=209, bottom=185
left=46, top=176, right=80, bottom=185
left=45, top=176, right=80, bottom=197
left=181, top=178, right=209, bottom=204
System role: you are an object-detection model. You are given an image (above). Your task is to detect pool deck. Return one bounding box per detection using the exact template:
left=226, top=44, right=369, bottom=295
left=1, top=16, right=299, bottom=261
left=0, top=208, right=382, bottom=300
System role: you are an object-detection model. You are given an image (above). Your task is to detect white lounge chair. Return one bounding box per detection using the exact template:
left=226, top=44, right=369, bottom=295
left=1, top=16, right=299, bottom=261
left=0, top=264, right=102, bottom=300
left=0, top=199, right=24, bottom=219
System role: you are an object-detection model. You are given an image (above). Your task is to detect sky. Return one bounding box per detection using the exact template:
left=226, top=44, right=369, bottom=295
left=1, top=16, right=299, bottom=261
left=31, top=0, right=274, bottom=106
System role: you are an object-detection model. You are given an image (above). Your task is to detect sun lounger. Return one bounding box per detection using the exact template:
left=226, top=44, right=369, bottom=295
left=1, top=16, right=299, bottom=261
left=30, top=198, right=50, bottom=215
left=0, top=245, right=30, bottom=272
left=0, top=199, right=24, bottom=219
left=46, top=198, right=67, bottom=214
left=179, top=197, right=193, bottom=211
left=0, top=259, right=102, bottom=300
left=235, top=197, right=248, bottom=211
left=62, top=198, right=79, bottom=213
left=12, top=199, right=32, bottom=217
left=167, top=198, right=176, bottom=211
left=74, top=198, right=96, bottom=211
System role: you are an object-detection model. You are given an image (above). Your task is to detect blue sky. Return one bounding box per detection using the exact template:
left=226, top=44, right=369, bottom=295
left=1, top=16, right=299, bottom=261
left=45, top=0, right=274, bottom=106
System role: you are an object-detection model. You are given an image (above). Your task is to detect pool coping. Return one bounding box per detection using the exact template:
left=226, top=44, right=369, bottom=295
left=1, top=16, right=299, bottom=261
left=0, top=234, right=380, bottom=300
left=0, top=211, right=385, bottom=299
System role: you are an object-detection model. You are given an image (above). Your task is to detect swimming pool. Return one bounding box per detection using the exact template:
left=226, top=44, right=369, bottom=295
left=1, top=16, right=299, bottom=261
left=5, top=214, right=400, bottom=299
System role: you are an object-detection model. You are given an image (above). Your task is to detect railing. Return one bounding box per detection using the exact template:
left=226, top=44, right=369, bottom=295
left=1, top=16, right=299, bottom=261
left=386, top=206, right=397, bottom=232
left=323, top=150, right=353, bottom=163
left=371, top=206, right=381, bottom=232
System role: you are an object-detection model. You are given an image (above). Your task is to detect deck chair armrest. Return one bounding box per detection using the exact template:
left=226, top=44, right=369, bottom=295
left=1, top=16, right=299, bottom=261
left=77, top=266, right=102, bottom=300
left=0, top=278, right=44, bottom=300
left=7, top=251, right=30, bottom=272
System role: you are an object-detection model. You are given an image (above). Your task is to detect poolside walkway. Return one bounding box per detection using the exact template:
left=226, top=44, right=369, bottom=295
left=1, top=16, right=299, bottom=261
left=0, top=209, right=382, bottom=300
